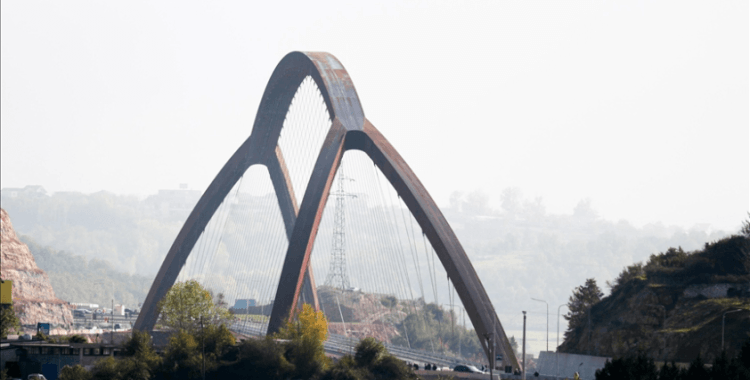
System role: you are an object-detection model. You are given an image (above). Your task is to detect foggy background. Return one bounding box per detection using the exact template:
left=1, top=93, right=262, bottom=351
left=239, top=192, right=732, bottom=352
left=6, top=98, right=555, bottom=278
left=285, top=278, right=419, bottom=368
left=2, top=0, right=748, bottom=357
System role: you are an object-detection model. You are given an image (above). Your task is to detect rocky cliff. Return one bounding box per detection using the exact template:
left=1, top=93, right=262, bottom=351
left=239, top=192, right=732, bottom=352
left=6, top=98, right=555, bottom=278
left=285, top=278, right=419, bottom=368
left=1, top=208, right=73, bottom=327
left=559, top=234, right=750, bottom=362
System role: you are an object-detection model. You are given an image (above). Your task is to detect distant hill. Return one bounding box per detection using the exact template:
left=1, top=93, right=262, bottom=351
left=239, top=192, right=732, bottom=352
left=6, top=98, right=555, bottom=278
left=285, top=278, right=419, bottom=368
left=19, top=235, right=154, bottom=309
left=559, top=232, right=750, bottom=362
left=1, top=185, right=736, bottom=344
left=0, top=187, right=192, bottom=274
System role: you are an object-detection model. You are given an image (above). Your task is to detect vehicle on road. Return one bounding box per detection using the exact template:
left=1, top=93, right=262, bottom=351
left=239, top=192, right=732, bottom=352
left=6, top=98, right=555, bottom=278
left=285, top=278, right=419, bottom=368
left=28, top=374, right=48, bottom=380
left=453, top=365, right=483, bottom=373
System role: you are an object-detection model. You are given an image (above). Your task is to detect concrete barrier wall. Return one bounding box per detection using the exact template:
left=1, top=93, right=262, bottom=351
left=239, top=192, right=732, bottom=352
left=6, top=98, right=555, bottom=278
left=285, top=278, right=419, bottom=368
left=415, top=370, right=500, bottom=380
left=534, top=351, right=610, bottom=380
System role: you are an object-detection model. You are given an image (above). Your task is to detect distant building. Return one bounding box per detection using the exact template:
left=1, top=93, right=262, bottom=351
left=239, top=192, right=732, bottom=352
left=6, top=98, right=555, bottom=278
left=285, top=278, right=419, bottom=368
left=1, top=340, right=122, bottom=379
left=143, top=187, right=202, bottom=220
left=114, top=304, right=126, bottom=316
left=70, top=303, right=99, bottom=309
left=1, top=185, right=48, bottom=199
left=232, top=299, right=256, bottom=309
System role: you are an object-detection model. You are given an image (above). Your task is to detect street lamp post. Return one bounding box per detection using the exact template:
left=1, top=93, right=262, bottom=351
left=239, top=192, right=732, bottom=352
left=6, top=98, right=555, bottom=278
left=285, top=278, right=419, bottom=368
left=532, top=298, right=549, bottom=352
left=722, top=309, right=743, bottom=351
left=557, top=304, right=567, bottom=379
left=522, top=311, right=527, bottom=380
left=483, top=332, right=494, bottom=379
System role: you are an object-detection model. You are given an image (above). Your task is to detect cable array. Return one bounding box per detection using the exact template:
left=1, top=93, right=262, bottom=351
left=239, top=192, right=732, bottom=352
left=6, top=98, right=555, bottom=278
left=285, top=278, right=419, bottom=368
left=171, top=75, right=477, bottom=361
left=307, top=150, right=474, bottom=358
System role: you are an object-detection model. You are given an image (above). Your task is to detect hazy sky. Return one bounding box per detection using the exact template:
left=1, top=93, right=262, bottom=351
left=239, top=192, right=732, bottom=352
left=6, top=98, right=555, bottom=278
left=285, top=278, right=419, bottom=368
left=2, top=1, right=748, bottom=231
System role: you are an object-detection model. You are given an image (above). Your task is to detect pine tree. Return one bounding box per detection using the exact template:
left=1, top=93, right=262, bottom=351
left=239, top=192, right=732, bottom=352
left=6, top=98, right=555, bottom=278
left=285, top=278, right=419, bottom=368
left=563, top=278, right=603, bottom=341
left=685, top=355, right=709, bottom=380
left=509, top=336, right=519, bottom=355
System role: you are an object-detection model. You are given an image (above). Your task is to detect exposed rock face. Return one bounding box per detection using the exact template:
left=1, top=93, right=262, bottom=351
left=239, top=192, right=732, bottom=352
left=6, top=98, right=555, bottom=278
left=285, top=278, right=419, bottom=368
left=559, top=235, right=750, bottom=362
left=1, top=208, right=73, bottom=326
left=560, top=281, right=749, bottom=362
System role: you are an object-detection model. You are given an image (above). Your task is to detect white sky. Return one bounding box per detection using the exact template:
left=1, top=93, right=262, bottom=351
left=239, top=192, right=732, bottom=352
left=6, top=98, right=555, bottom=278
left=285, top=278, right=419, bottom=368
left=2, top=1, right=748, bottom=231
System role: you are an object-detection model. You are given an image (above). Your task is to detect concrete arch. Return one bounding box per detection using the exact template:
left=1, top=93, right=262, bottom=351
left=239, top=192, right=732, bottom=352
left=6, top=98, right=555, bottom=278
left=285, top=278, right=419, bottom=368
left=133, top=51, right=357, bottom=333
left=267, top=118, right=519, bottom=369
left=136, top=51, right=518, bottom=370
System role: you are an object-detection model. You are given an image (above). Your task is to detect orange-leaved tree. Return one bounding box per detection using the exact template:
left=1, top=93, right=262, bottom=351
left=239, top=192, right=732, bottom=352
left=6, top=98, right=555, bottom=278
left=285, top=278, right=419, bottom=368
left=276, top=303, right=329, bottom=378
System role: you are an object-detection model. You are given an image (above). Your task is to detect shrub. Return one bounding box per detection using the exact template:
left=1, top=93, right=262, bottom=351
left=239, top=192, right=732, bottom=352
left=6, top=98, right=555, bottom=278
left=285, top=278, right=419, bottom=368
left=355, top=337, right=386, bottom=368
left=59, top=365, right=92, bottom=380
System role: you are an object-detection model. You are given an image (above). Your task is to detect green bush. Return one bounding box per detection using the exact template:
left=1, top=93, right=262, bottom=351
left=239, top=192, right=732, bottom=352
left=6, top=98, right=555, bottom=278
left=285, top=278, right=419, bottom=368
left=59, top=365, right=92, bottom=380
left=355, top=337, right=386, bottom=368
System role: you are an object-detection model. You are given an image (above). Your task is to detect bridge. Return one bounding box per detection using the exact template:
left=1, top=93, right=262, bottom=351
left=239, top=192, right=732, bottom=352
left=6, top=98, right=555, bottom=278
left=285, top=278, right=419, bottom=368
left=230, top=319, right=485, bottom=369
left=134, top=52, right=519, bottom=371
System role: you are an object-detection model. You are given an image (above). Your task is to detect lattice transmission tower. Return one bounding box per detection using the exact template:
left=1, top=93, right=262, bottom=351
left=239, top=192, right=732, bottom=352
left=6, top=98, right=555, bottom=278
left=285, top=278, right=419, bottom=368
left=324, top=168, right=356, bottom=291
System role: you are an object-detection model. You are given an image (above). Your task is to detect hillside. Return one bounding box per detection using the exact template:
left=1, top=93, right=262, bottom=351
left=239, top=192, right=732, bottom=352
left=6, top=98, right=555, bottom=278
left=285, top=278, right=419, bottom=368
left=0, top=208, right=73, bottom=327
left=19, top=235, right=154, bottom=309
left=559, top=232, right=750, bottom=362
left=1, top=186, right=734, bottom=341
left=316, top=286, right=486, bottom=362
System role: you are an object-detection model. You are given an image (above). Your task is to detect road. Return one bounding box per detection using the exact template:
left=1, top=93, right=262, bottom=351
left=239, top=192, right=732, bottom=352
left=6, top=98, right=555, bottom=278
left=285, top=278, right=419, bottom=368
left=229, top=319, right=485, bottom=369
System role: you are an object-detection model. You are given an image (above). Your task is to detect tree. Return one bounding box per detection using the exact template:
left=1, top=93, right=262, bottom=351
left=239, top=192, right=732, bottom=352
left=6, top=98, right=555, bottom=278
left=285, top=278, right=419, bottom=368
left=594, top=354, right=656, bottom=380
left=355, top=337, right=386, bottom=368
left=564, top=278, right=603, bottom=340
left=277, top=303, right=328, bottom=343
left=59, top=365, right=92, bottom=380
left=211, top=336, right=293, bottom=378
left=321, top=355, right=362, bottom=380
left=391, top=304, right=483, bottom=361
left=509, top=336, right=519, bottom=355
left=91, top=357, right=119, bottom=380
left=353, top=337, right=415, bottom=380
left=69, top=334, right=88, bottom=343
left=297, top=303, right=328, bottom=343
left=161, top=330, right=204, bottom=379
left=121, top=331, right=161, bottom=375
left=0, top=304, right=20, bottom=339
left=380, top=295, right=397, bottom=309
left=710, top=351, right=732, bottom=380
left=156, top=281, right=235, bottom=379
left=573, top=198, right=598, bottom=220
left=199, top=323, right=235, bottom=364
left=684, top=355, right=709, bottom=380
left=276, top=303, right=330, bottom=379
left=658, top=361, right=681, bottom=380
left=157, top=280, right=231, bottom=333
left=501, top=187, right=522, bottom=216
left=741, top=212, right=750, bottom=237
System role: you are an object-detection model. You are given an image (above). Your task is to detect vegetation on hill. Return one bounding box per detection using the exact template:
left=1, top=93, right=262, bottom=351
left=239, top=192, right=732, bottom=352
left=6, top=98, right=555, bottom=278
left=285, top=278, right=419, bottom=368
left=595, top=339, right=750, bottom=380
left=20, top=235, right=153, bottom=309
left=392, top=302, right=485, bottom=362
left=316, top=286, right=486, bottom=362
left=559, top=222, right=750, bottom=362
left=2, top=189, right=188, bottom=274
